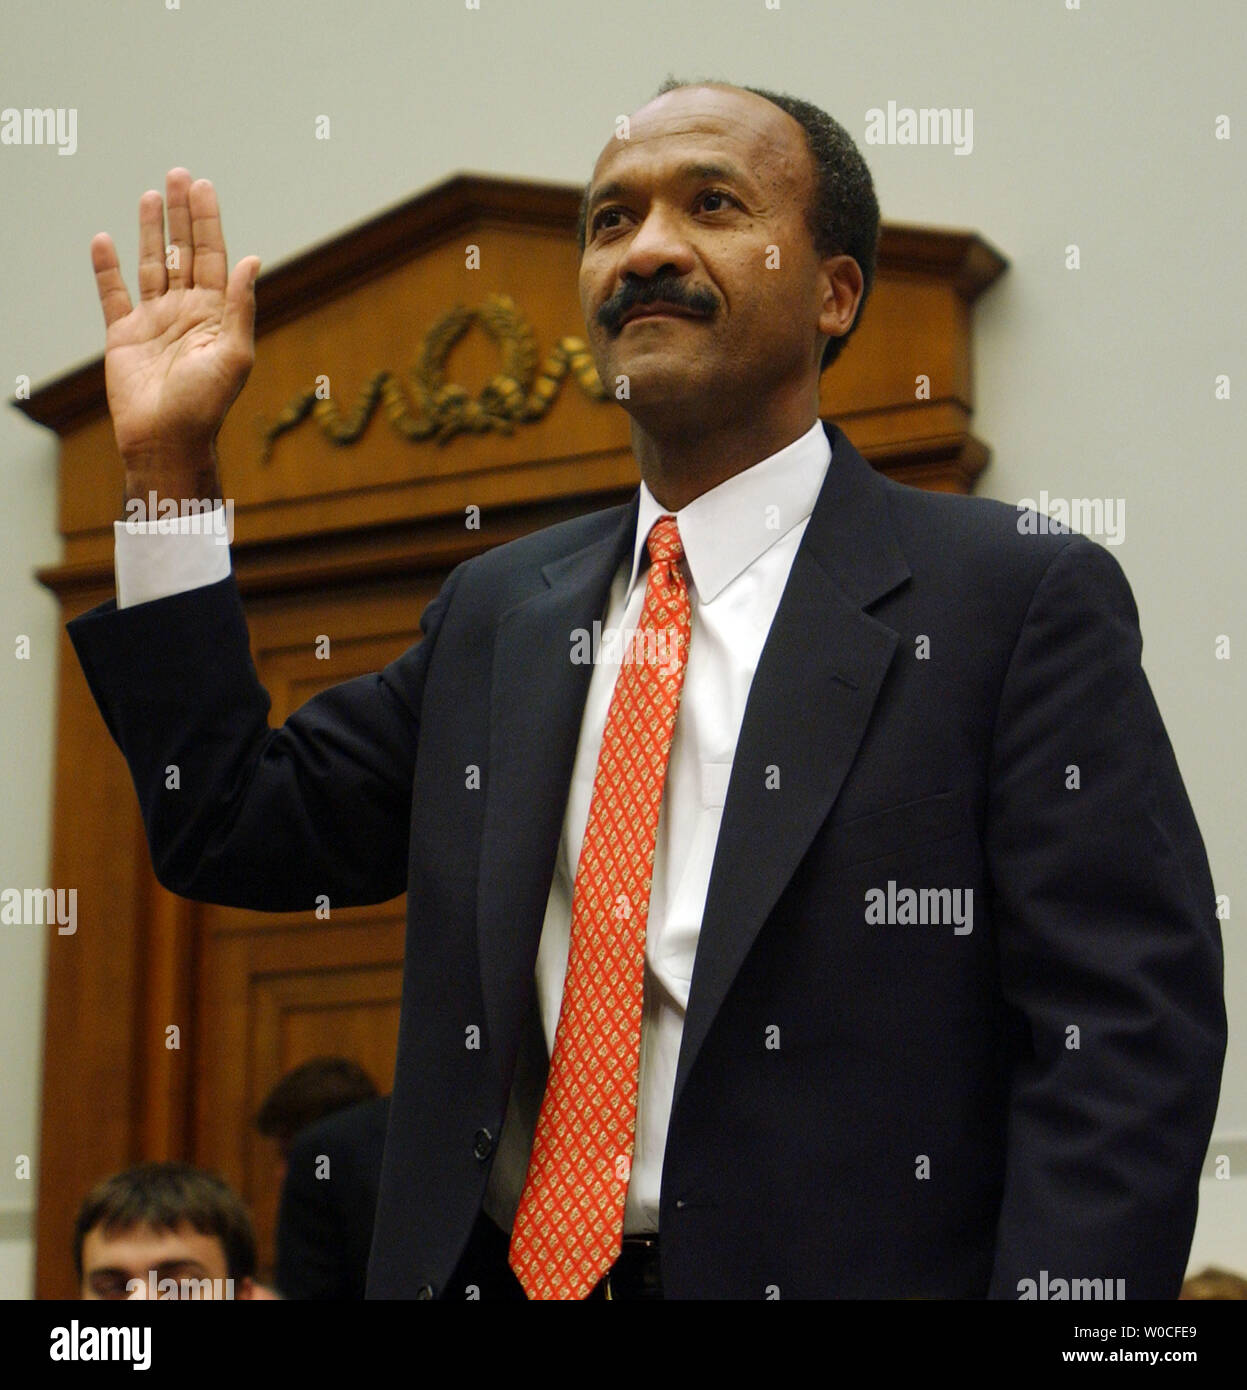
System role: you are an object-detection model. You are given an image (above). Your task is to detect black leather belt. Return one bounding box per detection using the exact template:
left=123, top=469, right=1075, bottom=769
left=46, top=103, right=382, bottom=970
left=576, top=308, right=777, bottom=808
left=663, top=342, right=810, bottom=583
left=590, top=1235, right=663, bottom=1300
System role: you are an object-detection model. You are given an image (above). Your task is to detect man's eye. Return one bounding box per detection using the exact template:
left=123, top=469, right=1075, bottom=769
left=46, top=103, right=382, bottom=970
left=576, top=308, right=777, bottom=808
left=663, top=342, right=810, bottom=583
left=591, top=190, right=738, bottom=237
left=591, top=207, right=624, bottom=234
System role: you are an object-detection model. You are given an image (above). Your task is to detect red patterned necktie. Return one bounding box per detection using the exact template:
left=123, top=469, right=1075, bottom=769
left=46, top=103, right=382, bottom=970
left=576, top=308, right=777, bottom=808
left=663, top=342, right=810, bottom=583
left=508, top=514, right=692, bottom=1299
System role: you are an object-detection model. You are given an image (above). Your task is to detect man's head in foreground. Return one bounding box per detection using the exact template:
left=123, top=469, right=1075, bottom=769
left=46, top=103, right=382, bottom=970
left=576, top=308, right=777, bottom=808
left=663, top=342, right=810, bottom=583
left=75, top=1161, right=260, bottom=1300
left=577, top=77, right=879, bottom=503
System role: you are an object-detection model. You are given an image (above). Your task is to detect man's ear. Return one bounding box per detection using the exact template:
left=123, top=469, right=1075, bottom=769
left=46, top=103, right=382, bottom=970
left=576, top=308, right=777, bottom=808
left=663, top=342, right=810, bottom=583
left=818, top=254, right=865, bottom=341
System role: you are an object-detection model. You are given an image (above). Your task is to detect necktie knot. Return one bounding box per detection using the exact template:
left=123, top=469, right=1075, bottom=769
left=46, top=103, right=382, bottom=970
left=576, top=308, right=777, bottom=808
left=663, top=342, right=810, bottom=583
left=646, top=515, right=684, bottom=568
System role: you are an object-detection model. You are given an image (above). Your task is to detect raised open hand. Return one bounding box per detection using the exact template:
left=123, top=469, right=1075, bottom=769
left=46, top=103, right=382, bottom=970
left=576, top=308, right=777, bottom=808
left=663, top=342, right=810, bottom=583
left=90, top=169, right=260, bottom=473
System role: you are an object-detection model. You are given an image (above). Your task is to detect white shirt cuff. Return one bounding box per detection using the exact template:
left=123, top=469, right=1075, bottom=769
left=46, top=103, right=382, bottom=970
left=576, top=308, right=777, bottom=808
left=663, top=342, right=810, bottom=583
left=114, top=506, right=233, bottom=609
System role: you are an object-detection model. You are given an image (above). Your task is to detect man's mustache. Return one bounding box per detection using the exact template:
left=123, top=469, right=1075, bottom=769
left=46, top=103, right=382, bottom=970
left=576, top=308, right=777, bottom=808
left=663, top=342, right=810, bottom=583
left=598, top=279, right=719, bottom=334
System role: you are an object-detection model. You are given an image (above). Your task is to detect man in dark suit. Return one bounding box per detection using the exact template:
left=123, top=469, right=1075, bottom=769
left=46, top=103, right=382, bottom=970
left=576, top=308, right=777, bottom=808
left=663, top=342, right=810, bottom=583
left=72, top=79, right=1224, bottom=1299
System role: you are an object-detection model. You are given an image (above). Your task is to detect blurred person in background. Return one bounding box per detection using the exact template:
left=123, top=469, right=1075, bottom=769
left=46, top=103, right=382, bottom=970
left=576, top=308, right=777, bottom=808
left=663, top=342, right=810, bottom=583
left=254, top=1056, right=378, bottom=1178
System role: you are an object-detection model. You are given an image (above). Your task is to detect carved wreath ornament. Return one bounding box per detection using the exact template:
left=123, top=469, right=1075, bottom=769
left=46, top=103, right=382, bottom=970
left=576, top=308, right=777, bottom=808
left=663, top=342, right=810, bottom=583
left=259, top=293, right=608, bottom=461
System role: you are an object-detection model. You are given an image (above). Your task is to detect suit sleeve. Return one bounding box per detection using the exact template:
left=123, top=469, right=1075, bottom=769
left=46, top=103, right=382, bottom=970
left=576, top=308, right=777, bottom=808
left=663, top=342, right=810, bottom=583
left=984, top=535, right=1226, bottom=1299
left=66, top=563, right=464, bottom=910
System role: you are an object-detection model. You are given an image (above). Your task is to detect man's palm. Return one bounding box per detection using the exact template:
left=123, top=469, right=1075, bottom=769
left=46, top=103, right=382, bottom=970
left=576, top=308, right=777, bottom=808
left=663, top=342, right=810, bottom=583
left=91, top=168, right=259, bottom=467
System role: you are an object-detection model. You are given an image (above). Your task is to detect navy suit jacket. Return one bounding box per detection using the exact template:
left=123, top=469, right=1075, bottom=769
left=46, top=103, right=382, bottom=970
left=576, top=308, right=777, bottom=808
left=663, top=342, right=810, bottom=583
left=68, top=420, right=1225, bottom=1299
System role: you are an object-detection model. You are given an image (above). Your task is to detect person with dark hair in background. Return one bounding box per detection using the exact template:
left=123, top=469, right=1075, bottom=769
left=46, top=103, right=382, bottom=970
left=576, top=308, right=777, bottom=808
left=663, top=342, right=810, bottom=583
left=72, top=76, right=1225, bottom=1299
left=254, top=1056, right=378, bottom=1173
left=75, top=1160, right=276, bottom=1300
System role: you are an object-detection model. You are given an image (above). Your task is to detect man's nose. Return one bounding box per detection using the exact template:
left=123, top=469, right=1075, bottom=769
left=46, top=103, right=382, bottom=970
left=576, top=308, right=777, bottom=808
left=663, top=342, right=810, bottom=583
left=615, top=206, right=696, bottom=282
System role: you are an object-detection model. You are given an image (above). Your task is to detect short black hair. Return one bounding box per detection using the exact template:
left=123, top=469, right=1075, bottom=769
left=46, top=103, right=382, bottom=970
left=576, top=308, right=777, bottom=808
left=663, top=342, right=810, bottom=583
left=254, top=1056, right=378, bottom=1150
left=73, top=1161, right=257, bottom=1284
left=577, top=78, right=881, bottom=372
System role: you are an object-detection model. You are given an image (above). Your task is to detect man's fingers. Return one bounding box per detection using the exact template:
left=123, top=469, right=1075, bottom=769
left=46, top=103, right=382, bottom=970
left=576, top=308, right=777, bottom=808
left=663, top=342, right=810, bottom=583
left=189, top=178, right=228, bottom=292
left=165, top=168, right=193, bottom=289
left=90, top=233, right=133, bottom=329
left=92, top=174, right=244, bottom=341
left=137, top=189, right=167, bottom=301
left=222, top=256, right=261, bottom=360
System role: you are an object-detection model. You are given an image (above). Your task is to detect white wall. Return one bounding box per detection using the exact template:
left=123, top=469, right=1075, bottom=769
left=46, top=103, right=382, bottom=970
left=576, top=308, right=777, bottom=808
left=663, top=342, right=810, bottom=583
left=2, top=0, right=1242, bottom=1296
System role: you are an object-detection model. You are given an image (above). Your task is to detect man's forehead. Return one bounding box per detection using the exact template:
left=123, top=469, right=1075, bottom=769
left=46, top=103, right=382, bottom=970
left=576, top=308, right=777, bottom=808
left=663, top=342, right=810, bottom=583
left=83, top=1220, right=220, bottom=1265
left=589, top=85, right=802, bottom=184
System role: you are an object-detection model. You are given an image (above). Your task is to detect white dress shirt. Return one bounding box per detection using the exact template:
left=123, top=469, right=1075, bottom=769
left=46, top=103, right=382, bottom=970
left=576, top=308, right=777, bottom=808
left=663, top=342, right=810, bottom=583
left=113, top=418, right=833, bottom=1235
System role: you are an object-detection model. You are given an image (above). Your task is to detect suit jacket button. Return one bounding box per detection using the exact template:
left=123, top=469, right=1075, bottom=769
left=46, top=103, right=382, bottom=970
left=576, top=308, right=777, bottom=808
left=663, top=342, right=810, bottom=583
left=415, top=1283, right=435, bottom=1300
left=473, top=1128, right=494, bottom=1160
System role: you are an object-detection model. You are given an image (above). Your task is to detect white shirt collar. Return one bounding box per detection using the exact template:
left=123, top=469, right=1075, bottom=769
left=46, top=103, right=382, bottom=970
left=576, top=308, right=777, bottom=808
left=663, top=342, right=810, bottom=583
left=628, top=418, right=832, bottom=603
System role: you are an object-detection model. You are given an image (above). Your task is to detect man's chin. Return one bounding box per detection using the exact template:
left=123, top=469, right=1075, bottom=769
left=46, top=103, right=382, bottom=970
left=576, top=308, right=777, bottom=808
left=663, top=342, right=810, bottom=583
left=619, top=379, right=720, bottom=433
left=610, top=355, right=709, bottom=392
left=618, top=369, right=697, bottom=400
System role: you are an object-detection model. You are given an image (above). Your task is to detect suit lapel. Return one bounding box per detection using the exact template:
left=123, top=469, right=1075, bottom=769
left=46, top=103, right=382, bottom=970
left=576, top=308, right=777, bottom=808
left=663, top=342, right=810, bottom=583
left=476, top=500, right=637, bottom=1064
left=672, top=423, right=911, bottom=1109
